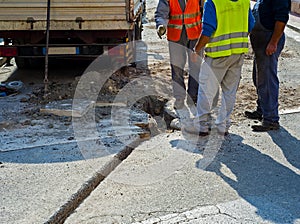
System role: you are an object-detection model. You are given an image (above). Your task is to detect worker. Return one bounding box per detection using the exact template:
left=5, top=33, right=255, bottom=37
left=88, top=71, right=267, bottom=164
left=245, top=0, right=291, bottom=132
left=183, top=0, right=255, bottom=136
left=155, top=0, right=203, bottom=110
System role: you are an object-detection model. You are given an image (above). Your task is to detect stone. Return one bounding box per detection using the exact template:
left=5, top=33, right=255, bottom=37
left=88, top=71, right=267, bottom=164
left=40, top=99, right=95, bottom=117
left=170, top=118, right=181, bottom=130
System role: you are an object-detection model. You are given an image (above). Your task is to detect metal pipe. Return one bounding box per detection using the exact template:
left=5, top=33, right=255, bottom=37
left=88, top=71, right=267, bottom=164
left=44, top=0, right=51, bottom=93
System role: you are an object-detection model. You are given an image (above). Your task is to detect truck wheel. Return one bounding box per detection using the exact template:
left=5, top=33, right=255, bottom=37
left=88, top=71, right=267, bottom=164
left=15, top=57, right=30, bottom=69
left=29, top=58, right=44, bottom=68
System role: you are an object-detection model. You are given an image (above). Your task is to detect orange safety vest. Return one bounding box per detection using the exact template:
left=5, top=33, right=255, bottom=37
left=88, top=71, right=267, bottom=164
left=168, top=0, right=202, bottom=41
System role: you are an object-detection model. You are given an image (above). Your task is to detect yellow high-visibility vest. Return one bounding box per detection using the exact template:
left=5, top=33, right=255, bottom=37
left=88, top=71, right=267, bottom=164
left=205, top=0, right=249, bottom=58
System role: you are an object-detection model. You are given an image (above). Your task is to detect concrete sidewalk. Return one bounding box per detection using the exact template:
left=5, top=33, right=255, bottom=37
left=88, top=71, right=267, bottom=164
left=0, top=107, right=150, bottom=224
left=64, top=113, right=300, bottom=224
left=64, top=5, right=300, bottom=223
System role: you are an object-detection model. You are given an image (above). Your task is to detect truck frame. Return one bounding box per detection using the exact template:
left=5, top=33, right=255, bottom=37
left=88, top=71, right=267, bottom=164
left=0, top=0, right=145, bottom=68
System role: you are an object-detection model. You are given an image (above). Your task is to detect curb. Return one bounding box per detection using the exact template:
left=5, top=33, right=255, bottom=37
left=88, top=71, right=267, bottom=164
left=287, top=23, right=300, bottom=33
left=45, top=141, right=141, bottom=224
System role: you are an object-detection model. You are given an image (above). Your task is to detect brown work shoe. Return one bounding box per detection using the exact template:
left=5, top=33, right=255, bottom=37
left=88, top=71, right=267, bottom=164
left=182, top=125, right=209, bottom=136
left=245, top=111, right=263, bottom=121
left=174, top=99, right=185, bottom=110
left=252, top=122, right=280, bottom=132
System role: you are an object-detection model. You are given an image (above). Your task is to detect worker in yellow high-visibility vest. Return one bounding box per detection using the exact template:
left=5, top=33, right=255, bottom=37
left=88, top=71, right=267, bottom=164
left=184, top=0, right=255, bottom=136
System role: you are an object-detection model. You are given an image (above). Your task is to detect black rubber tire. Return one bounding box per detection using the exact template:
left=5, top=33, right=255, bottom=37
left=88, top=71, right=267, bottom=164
left=15, top=57, right=30, bottom=69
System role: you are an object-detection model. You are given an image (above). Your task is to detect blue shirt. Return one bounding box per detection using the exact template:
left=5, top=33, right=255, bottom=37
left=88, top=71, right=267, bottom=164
left=253, top=0, right=291, bottom=30
left=202, top=0, right=255, bottom=37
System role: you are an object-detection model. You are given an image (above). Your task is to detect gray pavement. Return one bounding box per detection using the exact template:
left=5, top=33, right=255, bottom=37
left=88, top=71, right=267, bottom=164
left=64, top=113, right=300, bottom=224
left=1, top=144, right=114, bottom=223
left=0, top=107, right=149, bottom=223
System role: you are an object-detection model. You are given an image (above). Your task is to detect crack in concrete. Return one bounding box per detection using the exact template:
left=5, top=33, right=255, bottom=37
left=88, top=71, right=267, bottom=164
left=131, top=205, right=223, bottom=223
left=131, top=203, right=266, bottom=223
left=215, top=205, right=238, bottom=221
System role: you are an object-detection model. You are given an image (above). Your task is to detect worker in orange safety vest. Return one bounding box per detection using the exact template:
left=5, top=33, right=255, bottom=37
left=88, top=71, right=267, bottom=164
left=155, top=0, right=204, bottom=110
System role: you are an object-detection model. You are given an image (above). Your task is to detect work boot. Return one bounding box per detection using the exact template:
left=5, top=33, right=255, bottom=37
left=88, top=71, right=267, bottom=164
left=252, top=121, right=280, bottom=132
left=174, top=99, right=185, bottom=110
left=186, top=96, right=197, bottom=107
left=182, top=123, right=210, bottom=136
left=245, top=110, right=263, bottom=121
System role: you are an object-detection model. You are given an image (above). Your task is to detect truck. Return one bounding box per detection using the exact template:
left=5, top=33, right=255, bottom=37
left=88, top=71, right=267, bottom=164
left=0, top=0, right=145, bottom=69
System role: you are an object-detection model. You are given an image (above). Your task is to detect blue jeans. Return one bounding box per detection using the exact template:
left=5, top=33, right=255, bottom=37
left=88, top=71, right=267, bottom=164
left=250, top=29, right=285, bottom=124
left=169, top=28, right=201, bottom=102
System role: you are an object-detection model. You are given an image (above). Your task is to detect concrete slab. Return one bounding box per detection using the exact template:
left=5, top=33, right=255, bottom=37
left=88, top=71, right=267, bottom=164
left=0, top=142, right=115, bottom=224
left=287, top=12, right=300, bottom=36
left=0, top=106, right=152, bottom=223
left=65, top=113, right=300, bottom=224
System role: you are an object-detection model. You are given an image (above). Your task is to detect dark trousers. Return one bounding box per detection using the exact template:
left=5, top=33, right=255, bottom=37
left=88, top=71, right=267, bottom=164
left=250, top=29, right=285, bottom=123
left=168, top=28, right=201, bottom=102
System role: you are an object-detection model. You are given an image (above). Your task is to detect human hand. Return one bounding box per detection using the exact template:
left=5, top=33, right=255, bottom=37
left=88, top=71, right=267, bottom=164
left=191, top=48, right=202, bottom=63
left=157, top=25, right=166, bottom=39
left=191, top=52, right=199, bottom=63
left=266, top=42, right=277, bottom=56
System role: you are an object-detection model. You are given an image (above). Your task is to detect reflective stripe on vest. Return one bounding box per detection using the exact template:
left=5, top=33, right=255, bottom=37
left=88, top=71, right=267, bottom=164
left=205, top=0, right=249, bottom=58
left=167, top=0, right=202, bottom=41
left=168, top=20, right=202, bottom=29
left=169, top=11, right=201, bottom=20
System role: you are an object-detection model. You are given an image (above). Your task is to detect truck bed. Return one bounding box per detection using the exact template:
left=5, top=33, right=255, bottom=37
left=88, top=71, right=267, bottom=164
left=0, top=0, right=143, bottom=30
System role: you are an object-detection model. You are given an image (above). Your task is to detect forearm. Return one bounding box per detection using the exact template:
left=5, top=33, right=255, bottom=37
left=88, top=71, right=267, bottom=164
left=155, top=0, right=169, bottom=28
left=194, top=35, right=211, bottom=53
left=265, top=21, right=286, bottom=55
left=194, top=0, right=215, bottom=52
left=269, top=21, right=286, bottom=45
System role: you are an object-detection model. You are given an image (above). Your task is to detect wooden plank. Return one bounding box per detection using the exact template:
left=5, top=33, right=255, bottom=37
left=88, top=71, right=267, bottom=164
left=0, top=0, right=127, bottom=21
left=0, top=0, right=126, bottom=6
left=0, top=8, right=126, bottom=21
left=0, top=0, right=125, bottom=3
left=0, top=0, right=143, bottom=29
left=0, top=20, right=133, bottom=30
left=1, top=3, right=126, bottom=7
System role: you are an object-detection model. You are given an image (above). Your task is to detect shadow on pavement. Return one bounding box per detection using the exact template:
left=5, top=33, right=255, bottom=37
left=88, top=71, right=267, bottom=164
left=204, top=133, right=300, bottom=223
left=269, top=126, right=300, bottom=169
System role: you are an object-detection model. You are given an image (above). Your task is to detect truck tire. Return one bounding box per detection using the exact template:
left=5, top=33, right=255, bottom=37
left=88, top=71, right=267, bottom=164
left=29, top=58, right=44, bottom=68
left=15, top=58, right=44, bottom=69
left=15, top=57, right=30, bottom=69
